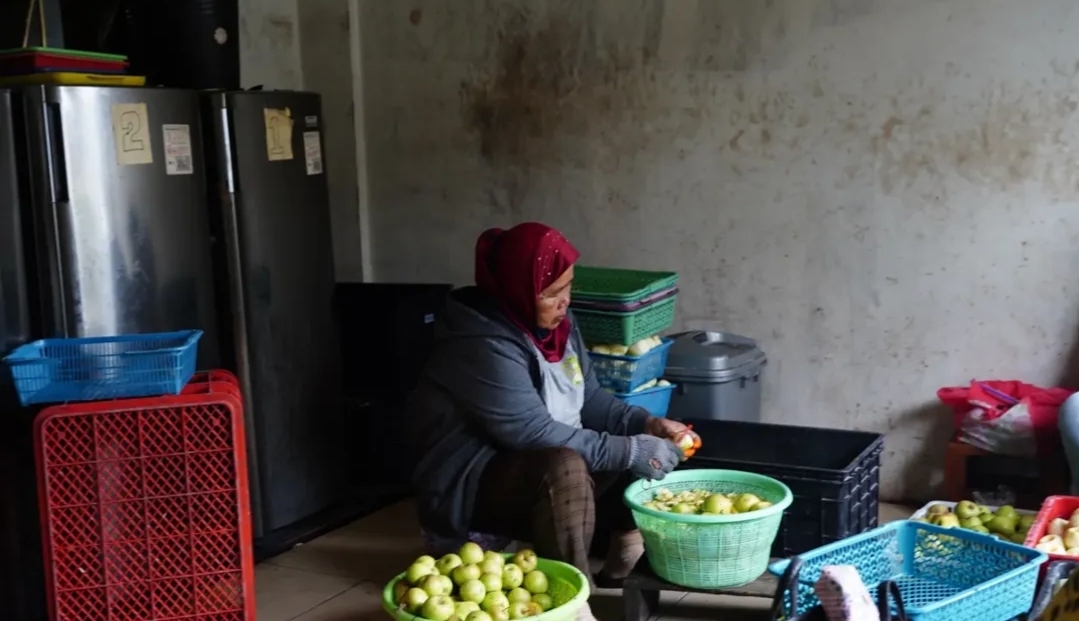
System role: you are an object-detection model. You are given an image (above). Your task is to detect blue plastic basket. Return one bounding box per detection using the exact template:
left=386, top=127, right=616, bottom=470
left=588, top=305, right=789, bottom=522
left=613, top=383, right=675, bottom=417
left=768, top=520, right=1046, bottom=621
left=589, top=338, right=673, bottom=393
left=2, top=330, right=202, bottom=405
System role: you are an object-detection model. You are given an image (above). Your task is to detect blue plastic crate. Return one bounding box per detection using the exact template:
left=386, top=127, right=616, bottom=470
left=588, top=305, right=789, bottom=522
left=2, top=330, right=202, bottom=405
left=612, top=383, right=675, bottom=417
left=768, top=520, right=1046, bottom=621
left=589, top=338, right=673, bottom=393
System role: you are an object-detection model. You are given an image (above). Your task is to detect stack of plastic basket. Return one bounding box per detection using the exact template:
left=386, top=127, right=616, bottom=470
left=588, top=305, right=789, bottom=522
left=572, top=266, right=679, bottom=417
left=2, top=331, right=257, bottom=621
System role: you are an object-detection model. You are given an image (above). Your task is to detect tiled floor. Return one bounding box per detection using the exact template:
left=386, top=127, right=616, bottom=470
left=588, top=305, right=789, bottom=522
left=257, top=501, right=915, bottom=621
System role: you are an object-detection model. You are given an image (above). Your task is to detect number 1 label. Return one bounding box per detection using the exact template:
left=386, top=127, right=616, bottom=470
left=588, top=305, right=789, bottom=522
left=111, top=103, right=154, bottom=165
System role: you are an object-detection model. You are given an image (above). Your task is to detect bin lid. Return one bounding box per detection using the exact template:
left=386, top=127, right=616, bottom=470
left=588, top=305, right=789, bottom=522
left=663, top=330, right=766, bottom=382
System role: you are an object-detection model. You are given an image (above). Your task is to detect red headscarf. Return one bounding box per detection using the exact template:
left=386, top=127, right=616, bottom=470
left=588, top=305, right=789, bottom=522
left=475, top=223, right=580, bottom=362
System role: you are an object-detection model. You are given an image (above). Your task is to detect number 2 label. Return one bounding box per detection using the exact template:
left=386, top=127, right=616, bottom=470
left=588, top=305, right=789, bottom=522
left=111, top=103, right=153, bottom=165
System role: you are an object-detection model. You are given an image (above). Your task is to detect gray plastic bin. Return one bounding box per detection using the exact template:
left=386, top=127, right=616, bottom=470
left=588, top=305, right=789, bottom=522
left=663, top=330, right=766, bottom=422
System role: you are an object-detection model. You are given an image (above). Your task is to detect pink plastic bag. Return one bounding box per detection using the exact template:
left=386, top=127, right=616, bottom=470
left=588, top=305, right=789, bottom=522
left=937, top=380, right=1073, bottom=458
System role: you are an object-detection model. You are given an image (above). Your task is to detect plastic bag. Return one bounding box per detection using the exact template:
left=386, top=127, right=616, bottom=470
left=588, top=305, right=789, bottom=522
left=938, top=380, right=1073, bottom=458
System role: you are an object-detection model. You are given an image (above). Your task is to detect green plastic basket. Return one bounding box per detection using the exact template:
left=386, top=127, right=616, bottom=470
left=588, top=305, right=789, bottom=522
left=624, top=469, right=793, bottom=589
left=382, top=554, right=590, bottom=621
left=572, top=266, right=679, bottom=303
left=573, top=296, right=677, bottom=345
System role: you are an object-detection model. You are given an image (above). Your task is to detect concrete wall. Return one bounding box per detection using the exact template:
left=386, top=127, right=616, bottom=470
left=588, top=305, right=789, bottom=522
left=257, top=0, right=1079, bottom=501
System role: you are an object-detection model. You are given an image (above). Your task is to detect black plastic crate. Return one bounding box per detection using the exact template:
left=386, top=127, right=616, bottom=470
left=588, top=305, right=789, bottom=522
left=678, top=418, right=883, bottom=558
left=1027, top=560, right=1079, bottom=620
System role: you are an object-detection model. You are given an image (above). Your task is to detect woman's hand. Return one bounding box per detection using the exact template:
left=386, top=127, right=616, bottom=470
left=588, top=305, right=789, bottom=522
left=644, top=416, right=688, bottom=439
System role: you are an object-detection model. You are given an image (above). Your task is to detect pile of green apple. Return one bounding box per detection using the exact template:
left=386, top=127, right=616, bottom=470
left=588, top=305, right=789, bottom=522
left=642, top=488, right=773, bottom=515
left=393, top=544, right=556, bottom=621
left=915, top=501, right=1033, bottom=544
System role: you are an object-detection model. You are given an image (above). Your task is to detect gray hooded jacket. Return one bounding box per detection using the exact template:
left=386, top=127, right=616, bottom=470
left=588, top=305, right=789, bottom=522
left=407, top=287, right=650, bottom=539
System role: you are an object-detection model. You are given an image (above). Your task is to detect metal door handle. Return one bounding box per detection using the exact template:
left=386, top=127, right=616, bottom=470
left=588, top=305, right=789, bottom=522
left=40, top=102, right=67, bottom=203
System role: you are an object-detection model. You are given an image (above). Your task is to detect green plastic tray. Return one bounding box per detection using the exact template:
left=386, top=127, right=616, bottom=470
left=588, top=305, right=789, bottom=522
left=382, top=554, right=589, bottom=621
left=0, top=47, right=128, bottom=61
left=573, top=296, right=677, bottom=345
left=572, top=266, right=679, bottom=304
left=624, top=469, right=793, bottom=589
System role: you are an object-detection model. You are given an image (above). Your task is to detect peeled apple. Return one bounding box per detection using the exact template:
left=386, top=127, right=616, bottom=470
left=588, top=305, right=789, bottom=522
left=1049, top=518, right=1070, bottom=537
left=1065, top=528, right=1079, bottom=550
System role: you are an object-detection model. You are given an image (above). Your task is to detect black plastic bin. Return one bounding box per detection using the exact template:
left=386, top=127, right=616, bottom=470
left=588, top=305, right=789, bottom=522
left=679, top=418, right=883, bottom=558
left=1028, top=560, right=1079, bottom=620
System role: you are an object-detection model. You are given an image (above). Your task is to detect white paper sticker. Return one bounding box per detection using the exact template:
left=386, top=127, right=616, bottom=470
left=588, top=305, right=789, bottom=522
left=305, top=115, right=318, bottom=128
left=264, top=108, right=294, bottom=161
left=162, top=124, right=194, bottom=175
left=111, top=103, right=153, bottom=165
left=303, top=131, right=323, bottom=175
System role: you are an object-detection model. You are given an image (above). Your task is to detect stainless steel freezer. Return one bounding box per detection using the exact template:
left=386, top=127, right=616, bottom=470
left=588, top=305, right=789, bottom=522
left=202, top=90, right=343, bottom=537
left=18, top=85, right=220, bottom=364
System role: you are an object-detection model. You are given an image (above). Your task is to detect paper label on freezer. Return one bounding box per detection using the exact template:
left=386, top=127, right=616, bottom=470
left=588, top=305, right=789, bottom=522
left=264, top=107, right=294, bottom=161
left=162, top=124, right=194, bottom=175
left=111, top=103, right=153, bottom=165
left=303, top=131, right=324, bottom=175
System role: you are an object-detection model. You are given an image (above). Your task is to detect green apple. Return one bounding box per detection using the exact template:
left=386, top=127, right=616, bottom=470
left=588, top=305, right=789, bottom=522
left=420, top=574, right=454, bottom=597
left=671, top=503, right=695, bottom=514
left=1019, top=515, right=1036, bottom=531
left=959, top=517, right=983, bottom=529
left=986, top=515, right=1017, bottom=536
left=996, top=506, right=1018, bottom=520
left=531, top=594, right=553, bottom=612
left=436, top=554, right=463, bottom=576
left=512, top=550, right=539, bottom=574
left=452, top=564, right=482, bottom=586
left=479, top=558, right=503, bottom=575
left=483, top=551, right=505, bottom=567
left=394, top=581, right=410, bottom=605
left=459, top=542, right=485, bottom=566
left=506, top=588, right=531, bottom=605
left=422, top=595, right=456, bottom=621
left=1010, top=532, right=1028, bottom=544
left=927, top=503, right=950, bottom=516
left=955, top=500, right=980, bottom=520
left=456, top=602, right=481, bottom=619
left=734, top=493, right=761, bottom=513
left=459, top=579, right=487, bottom=604
left=407, top=562, right=437, bottom=585
left=523, top=570, right=548, bottom=594
left=481, top=592, right=510, bottom=619
left=479, top=572, right=502, bottom=593
left=502, top=564, right=524, bottom=590
left=467, top=612, right=494, bottom=621
left=701, top=494, right=733, bottom=514
left=415, top=555, right=437, bottom=567
left=935, top=514, right=960, bottom=528
left=971, top=524, right=990, bottom=534
left=403, top=587, right=429, bottom=613
left=755, top=501, right=774, bottom=510
left=507, top=602, right=531, bottom=620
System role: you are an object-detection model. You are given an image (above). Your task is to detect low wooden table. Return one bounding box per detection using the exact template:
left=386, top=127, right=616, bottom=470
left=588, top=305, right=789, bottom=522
left=622, top=561, right=780, bottom=621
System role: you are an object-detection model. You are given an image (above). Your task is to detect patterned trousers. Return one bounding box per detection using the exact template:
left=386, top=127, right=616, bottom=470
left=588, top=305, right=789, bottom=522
left=471, top=447, right=637, bottom=581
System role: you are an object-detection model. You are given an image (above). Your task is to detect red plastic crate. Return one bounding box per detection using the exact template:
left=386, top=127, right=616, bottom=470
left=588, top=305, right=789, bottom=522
left=34, top=380, right=254, bottom=621
left=1025, top=495, right=1079, bottom=577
